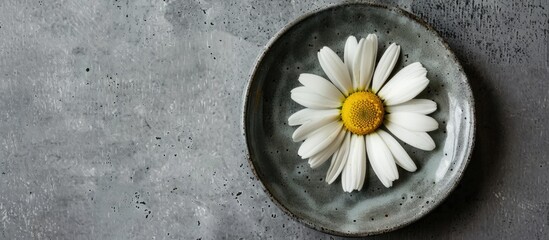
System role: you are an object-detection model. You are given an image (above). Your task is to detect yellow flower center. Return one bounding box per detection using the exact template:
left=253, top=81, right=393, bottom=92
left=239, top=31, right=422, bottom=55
left=341, top=91, right=384, bottom=135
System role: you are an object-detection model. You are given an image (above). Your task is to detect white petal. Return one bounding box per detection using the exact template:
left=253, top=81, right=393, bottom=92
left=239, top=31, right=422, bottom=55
left=372, top=43, right=400, bottom=93
left=377, top=129, right=417, bottom=172
left=374, top=133, right=399, bottom=180
left=340, top=134, right=366, bottom=192
left=381, top=78, right=429, bottom=106
left=344, top=36, right=358, bottom=74
left=384, top=121, right=436, bottom=151
left=292, top=117, right=338, bottom=142
left=341, top=159, right=351, bottom=192
left=386, top=112, right=439, bottom=132
left=356, top=136, right=367, bottom=190
left=341, top=134, right=357, bottom=192
left=365, top=134, right=391, bottom=187
left=326, top=131, right=351, bottom=184
left=353, top=34, right=377, bottom=91
left=378, top=62, right=429, bottom=105
left=378, top=62, right=426, bottom=96
left=348, top=135, right=360, bottom=191
left=385, top=99, right=437, bottom=114
left=366, top=133, right=399, bottom=188
left=351, top=38, right=364, bottom=90
left=291, top=86, right=341, bottom=104
left=341, top=135, right=356, bottom=192
left=298, top=73, right=345, bottom=102
left=308, top=129, right=346, bottom=168
left=318, top=47, right=352, bottom=96
left=288, top=108, right=340, bottom=126
left=298, top=121, right=343, bottom=158
left=291, top=87, right=341, bottom=109
left=384, top=62, right=425, bottom=86
left=373, top=158, right=393, bottom=187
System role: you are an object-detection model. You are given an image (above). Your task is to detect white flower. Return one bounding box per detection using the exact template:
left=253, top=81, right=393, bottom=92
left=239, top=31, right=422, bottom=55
left=289, top=34, right=438, bottom=192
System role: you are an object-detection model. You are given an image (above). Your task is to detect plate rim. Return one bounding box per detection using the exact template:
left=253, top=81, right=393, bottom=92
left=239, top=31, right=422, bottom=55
left=241, top=2, right=476, bottom=237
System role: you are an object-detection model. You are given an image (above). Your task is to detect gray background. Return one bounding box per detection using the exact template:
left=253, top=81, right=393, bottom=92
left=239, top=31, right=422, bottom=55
left=0, top=0, right=547, bottom=239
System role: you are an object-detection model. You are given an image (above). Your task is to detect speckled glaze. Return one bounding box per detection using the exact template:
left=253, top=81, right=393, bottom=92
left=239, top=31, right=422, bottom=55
left=242, top=3, right=475, bottom=237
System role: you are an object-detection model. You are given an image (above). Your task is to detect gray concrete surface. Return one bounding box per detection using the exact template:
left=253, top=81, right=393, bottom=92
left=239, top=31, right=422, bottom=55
left=0, top=0, right=547, bottom=239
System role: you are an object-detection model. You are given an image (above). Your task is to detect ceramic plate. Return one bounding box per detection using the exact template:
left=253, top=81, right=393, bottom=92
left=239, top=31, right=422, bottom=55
left=242, top=3, right=475, bottom=236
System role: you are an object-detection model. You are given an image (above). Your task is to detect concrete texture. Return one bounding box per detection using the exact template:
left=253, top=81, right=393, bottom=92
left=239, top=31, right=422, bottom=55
left=0, top=0, right=547, bottom=239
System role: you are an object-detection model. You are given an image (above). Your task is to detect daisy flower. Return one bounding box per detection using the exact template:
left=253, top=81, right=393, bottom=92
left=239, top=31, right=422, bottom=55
left=288, top=34, right=438, bottom=192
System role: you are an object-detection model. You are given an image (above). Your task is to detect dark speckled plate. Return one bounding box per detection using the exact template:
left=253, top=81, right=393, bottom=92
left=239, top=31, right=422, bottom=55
left=242, top=3, right=475, bottom=237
